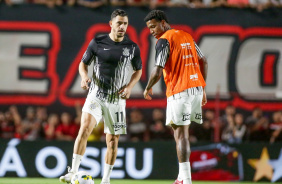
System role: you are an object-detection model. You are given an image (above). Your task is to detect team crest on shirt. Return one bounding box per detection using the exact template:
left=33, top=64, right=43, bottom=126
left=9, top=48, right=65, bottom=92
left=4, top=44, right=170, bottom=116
left=123, top=47, right=130, bottom=57
left=89, top=101, right=99, bottom=110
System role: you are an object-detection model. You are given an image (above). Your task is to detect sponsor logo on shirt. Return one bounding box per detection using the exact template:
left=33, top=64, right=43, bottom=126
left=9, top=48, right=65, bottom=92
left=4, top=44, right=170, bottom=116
left=183, top=54, right=193, bottom=59
left=190, top=73, right=198, bottom=81
left=180, top=42, right=192, bottom=49
left=195, top=113, right=202, bottom=120
left=185, top=63, right=198, bottom=67
left=182, top=113, right=191, bottom=121
left=113, top=123, right=127, bottom=132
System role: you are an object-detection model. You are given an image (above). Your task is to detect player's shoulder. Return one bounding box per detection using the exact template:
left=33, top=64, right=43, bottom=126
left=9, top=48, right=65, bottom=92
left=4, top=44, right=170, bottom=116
left=123, top=36, right=138, bottom=47
left=169, top=29, right=190, bottom=36
left=162, top=29, right=192, bottom=42
left=94, top=34, right=108, bottom=43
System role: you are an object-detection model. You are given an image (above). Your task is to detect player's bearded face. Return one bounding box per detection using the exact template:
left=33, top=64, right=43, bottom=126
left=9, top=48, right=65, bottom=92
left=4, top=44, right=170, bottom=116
left=111, top=16, right=128, bottom=38
left=146, top=19, right=165, bottom=39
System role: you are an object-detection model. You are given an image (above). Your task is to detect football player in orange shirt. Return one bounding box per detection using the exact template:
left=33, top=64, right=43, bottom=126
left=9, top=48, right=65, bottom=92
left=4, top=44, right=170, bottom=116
left=143, top=10, right=208, bottom=184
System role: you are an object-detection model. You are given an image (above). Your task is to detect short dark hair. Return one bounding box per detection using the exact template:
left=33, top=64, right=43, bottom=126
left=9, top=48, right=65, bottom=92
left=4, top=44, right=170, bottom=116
left=144, top=10, right=169, bottom=23
left=111, top=9, right=128, bottom=20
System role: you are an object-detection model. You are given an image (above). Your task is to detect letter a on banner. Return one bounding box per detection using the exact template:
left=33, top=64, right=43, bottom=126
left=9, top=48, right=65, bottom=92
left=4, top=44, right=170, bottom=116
left=0, top=139, right=26, bottom=177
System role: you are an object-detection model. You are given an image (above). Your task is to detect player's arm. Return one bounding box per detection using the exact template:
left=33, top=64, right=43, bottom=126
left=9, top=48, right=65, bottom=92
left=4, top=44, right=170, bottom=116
left=194, top=42, right=208, bottom=81
left=144, top=39, right=169, bottom=100
left=127, top=69, right=142, bottom=89
left=119, top=69, right=142, bottom=99
left=79, top=62, right=91, bottom=90
left=144, top=66, right=163, bottom=100
left=199, top=56, right=208, bottom=81
left=195, top=42, right=208, bottom=106
left=79, top=40, right=96, bottom=90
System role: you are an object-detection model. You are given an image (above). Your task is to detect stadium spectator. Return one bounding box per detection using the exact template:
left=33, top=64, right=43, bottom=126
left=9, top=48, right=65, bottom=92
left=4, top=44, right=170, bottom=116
left=249, top=0, right=270, bottom=11
left=55, top=112, right=79, bottom=141
left=226, top=0, right=249, bottom=8
left=233, top=113, right=246, bottom=142
left=189, top=0, right=206, bottom=8
left=110, top=0, right=126, bottom=6
left=269, top=111, right=282, bottom=143
left=220, top=104, right=236, bottom=133
left=77, top=0, right=106, bottom=8
left=245, top=107, right=269, bottom=141
left=0, top=106, right=21, bottom=139
left=149, top=0, right=167, bottom=9
left=18, top=106, right=42, bottom=140
left=149, top=108, right=172, bottom=140
left=35, top=106, right=48, bottom=138
left=128, top=108, right=149, bottom=142
left=270, top=0, right=282, bottom=7
left=201, top=0, right=226, bottom=7
left=4, top=0, right=25, bottom=6
left=43, top=113, right=59, bottom=140
left=126, top=0, right=148, bottom=6
left=167, top=0, right=189, bottom=7
left=222, top=113, right=246, bottom=143
left=9, top=106, right=22, bottom=138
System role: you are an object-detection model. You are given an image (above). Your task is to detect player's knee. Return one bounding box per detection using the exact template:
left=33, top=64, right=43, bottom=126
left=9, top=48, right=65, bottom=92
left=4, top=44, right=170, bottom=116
left=78, top=124, right=91, bottom=140
left=107, top=138, right=118, bottom=151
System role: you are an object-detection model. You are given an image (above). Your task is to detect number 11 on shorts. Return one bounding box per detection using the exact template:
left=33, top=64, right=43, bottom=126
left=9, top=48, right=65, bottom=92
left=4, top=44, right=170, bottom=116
left=115, top=112, right=124, bottom=122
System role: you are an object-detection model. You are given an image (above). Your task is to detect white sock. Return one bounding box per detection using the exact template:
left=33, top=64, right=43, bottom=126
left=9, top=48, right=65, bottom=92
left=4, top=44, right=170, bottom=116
left=102, top=163, right=114, bottom=182
left=177, top=173, right=182, bottom=180
left=179, top=162, right=192, bottom=184
left=72, top=154, right=83, bottom=173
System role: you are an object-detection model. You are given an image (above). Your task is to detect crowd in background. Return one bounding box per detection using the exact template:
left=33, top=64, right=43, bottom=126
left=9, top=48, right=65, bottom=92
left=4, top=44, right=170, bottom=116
left=1, top=0, right=281, bottom=12
left=0, top=103, right=282, bottom=143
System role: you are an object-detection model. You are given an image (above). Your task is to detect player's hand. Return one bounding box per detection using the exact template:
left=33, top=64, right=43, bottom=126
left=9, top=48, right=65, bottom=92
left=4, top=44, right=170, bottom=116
left=119, top=87, right=131, bottom=99
left=144, top=88, right=153, bottom=100
left=202, top=89, right=207, bottom=106
left=81, top=77, right=91, bottom=90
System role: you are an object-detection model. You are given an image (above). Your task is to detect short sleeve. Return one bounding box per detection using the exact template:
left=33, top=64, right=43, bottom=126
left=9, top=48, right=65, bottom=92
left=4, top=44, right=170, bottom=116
left=155, top=38, right=170, bottom=68
left=81, top=39, right=97, bottom=65
left=194, top=42, right=204, bottom=59
left=131, top=45, right=142, bottom=71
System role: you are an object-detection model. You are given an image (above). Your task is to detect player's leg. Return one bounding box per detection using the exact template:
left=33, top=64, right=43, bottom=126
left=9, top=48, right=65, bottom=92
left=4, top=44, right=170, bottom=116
left=73, top=112, right=98, bottom=167
left=101, top=101, right=126, bottom=184
left=174, top=86, right=203, bottom=184
left=59, top=112, right=97, bottom=183
left=60, top=98, right=102, bottom=183
left=101, top=134, right=120, bottom=184
left=172, top=124, right=192, bottom=184
left=166, top=93, right=194, bottom=184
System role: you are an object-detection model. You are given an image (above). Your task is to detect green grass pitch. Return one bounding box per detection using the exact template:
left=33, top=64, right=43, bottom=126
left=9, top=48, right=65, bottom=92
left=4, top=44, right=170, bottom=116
left=0, top=178, right=275, bottom=184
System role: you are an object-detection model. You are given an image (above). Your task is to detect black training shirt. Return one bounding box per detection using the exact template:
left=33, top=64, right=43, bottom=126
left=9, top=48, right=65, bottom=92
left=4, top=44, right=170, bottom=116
left=82, top=34, right=142, bottom=102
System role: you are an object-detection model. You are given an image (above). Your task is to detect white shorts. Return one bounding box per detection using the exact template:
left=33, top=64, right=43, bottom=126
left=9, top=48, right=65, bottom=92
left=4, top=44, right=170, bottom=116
left=82, top=94, right=126, bottom=135
left=166, top=87, right=203, bottom=126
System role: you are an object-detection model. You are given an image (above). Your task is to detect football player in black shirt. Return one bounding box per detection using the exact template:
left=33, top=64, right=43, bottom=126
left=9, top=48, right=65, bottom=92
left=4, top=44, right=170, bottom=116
left=60, top=9, right=142, bottom=184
